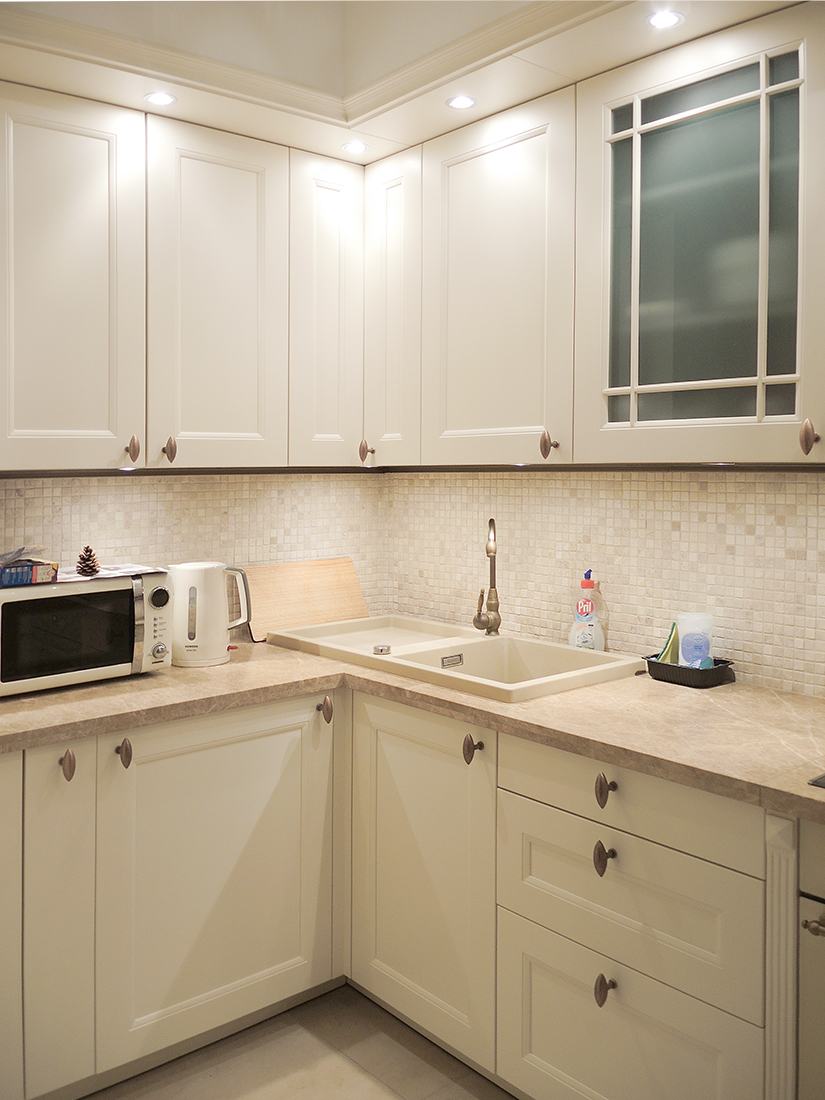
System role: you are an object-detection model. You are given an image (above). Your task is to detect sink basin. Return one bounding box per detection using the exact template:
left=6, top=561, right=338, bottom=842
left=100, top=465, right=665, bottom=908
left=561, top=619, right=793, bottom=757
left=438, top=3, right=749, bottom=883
left=269, top=615, right=645, bottom=702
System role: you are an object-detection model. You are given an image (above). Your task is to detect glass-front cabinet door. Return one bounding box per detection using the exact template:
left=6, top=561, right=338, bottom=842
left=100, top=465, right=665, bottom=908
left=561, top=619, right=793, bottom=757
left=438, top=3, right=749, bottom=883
left=574, top=4, right=825, bottom=463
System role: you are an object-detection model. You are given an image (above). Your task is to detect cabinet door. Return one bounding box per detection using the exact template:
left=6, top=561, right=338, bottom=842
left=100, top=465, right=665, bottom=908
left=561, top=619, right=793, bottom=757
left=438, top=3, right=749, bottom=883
left=574, top=4, right=825, bottom=463
left=289, top=151, right=364, bottom=466
left=363, top=148, right=422, bottom=466
left=147, top=117, right=289, bottom=467
left=0, top=83, right=145, bottom=470
left=421, top=88, right=575, bottom=465
left=23, top=739, right=96, bottom=1099
left=96, top=697, right=333, bottom=1071
left=0, top=752, right=22, bottom=1100
left=497, top=907, right=764, bottom=1100
left=351, top=694, right=496, bottom=1071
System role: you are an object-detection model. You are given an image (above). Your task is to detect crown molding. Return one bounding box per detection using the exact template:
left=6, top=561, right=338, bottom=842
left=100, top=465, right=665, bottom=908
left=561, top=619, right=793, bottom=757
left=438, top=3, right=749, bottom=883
left=0, top=8, right=348, bottom=123
left=0, top=2, right=627, bottom=131
left=343, top=1, right=625, bottom=123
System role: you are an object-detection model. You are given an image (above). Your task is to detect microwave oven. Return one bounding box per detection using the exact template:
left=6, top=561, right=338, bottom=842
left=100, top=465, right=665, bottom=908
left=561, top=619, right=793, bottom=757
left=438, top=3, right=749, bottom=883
left=0, top=570, right=172, bottom=697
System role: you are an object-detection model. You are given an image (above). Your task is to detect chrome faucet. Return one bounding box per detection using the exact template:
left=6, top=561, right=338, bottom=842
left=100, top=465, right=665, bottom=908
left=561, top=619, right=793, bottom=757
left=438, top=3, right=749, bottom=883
left=473, top=518, right=501, bottom=636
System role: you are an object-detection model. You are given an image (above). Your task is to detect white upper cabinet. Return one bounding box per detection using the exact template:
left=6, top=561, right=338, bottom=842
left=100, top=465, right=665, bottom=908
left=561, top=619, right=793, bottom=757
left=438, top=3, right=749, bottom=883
left=574, top=4, right=825, bottom=464
left=0, top=83, right=145, bottom=471
left=363, top=148, right=423, bottom=466
left=289, top=150, right=364, bottom=466
left=147, top=117, right=289, bottom=468
left=421, top=88, right=575, bottom=465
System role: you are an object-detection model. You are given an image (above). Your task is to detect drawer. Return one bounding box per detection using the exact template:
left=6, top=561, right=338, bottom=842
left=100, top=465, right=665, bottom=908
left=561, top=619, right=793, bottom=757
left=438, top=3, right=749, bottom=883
left=498, top=789, right=764, bottom=1024
left=497, top=907, right=764, bottom=1100
left=498, top=734, right=765, bottom=877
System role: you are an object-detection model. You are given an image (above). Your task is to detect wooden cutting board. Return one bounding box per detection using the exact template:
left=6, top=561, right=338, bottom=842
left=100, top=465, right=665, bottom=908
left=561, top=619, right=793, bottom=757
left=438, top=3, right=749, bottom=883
left=242, top=558, right=368, bottom=641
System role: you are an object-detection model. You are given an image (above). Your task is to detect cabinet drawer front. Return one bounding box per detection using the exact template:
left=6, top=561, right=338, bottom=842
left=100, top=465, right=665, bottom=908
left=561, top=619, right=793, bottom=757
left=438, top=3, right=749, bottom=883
left=499, top=734, right=765, bottom=877
left=497, top=908, right=764, bottom=1100
left=498, top=790, right=764, bottom=1024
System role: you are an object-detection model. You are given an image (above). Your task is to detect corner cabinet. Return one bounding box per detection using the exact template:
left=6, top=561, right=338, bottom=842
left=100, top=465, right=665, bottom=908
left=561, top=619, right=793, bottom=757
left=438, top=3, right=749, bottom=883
left=0, top=752, right=23, bottom=1100
left=0, top=83, right=145, bottom=471
left=94, top=696, right=334, bottom=1072
left=147, top=117, right=290, bottom=468
left=350, top=694, right=496, bottom=1071
left=362, top=147, right=423, bottom=467
left=289, top=151, right=365, bottom=466
left=420, top=88, right=575, bottom=465
left=574, top=3, right=825, bottom=464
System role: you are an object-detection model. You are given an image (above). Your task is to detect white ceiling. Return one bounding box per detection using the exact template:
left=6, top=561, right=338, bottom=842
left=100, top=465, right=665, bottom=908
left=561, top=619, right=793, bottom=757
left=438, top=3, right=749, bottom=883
left=0, top=0, right=802, bottom=160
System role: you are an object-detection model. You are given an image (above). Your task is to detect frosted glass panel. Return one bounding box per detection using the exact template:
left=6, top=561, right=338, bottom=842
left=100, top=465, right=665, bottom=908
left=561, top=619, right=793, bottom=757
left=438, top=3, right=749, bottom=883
left=765, top=383, right=795, bottom=416
left=609, top=138, right=632, bottom=389
left=611, top=103, right=633, bottom=134
left=766, top=88, right=799, bottom=376
left=642, top=64, right=759, bottom=124
left=638, top=101, right=760, bottom=388
left=769, top=51, right=799, bottom=85
left=638, top=387, right=756, bottom=421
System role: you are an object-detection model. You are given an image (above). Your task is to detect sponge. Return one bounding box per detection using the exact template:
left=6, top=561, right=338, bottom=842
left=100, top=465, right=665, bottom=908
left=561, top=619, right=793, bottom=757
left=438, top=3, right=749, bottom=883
left=657, top=622, right=679, bottom=664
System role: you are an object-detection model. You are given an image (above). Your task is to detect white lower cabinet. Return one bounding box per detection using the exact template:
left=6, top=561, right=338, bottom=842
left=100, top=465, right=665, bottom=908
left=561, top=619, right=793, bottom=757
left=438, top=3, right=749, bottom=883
left=495, top=734, right=766, bottom=1100
left=0, top=752, right=23, bottom=1100
left=351, top=694, right=496, bottom=1071
left=498, top=908, right=764, bottom=1100
left=95, top=696, right=334, bottom=1072
left=23, top=738, right=96, bottom=1099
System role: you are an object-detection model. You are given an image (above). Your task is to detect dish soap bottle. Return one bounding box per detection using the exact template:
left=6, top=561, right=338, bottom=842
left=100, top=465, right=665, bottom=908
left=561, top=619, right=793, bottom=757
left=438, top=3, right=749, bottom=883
left=568, top=570, right=605, bottom=651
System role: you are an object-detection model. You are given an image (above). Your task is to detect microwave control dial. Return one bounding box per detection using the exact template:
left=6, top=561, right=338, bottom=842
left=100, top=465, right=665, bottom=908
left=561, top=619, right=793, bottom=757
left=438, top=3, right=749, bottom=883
left=148, top=585, right=170, bottom=610
left=151, top=642, right=169, bottom=659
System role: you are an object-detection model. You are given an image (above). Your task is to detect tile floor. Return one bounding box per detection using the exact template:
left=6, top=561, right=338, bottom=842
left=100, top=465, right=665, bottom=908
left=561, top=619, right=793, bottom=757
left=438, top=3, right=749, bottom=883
left=88, top=985, right=517, bottom=1100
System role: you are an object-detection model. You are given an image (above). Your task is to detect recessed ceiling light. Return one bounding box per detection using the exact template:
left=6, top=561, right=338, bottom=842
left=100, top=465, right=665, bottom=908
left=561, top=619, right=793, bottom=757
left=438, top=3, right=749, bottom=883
left=447, top=95, right=476, bottom=110
left=342, top=140, right=369, bottom=155
left=144, top=91, right=177, bottom=106
left=648, top=10, right=684, bottom=29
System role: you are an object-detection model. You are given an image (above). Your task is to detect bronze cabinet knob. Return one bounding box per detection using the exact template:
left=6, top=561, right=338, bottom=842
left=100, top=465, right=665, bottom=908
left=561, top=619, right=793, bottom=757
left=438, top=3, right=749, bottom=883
left=462, top=733, right=484, bottom=765
left=594, top=973, right=617, bottom=1008
left=115, top=738, right=133, bottom=768
left=58, top=748, right=76, bottom=782
left=593, top=839, right=617, bottom=877
left=316, top=696, right=334, bottom=724
left=594, top=771, right=618, bottom=809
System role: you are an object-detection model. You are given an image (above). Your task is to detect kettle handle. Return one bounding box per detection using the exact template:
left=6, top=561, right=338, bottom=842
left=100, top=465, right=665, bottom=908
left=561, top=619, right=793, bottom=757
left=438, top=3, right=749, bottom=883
left=226, top=567, right=251, bottom=629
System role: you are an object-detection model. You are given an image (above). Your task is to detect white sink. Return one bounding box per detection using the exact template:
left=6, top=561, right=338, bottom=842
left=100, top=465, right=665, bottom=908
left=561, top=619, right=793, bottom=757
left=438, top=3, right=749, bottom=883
left=268, top=615, right=645, bottom=702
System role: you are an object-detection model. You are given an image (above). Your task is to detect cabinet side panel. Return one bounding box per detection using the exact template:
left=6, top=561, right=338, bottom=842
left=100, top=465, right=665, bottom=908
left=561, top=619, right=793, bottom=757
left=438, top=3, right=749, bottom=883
left=0, top=752, right=23, bottom=1100
left=24, top=740, right=96, bottom=1098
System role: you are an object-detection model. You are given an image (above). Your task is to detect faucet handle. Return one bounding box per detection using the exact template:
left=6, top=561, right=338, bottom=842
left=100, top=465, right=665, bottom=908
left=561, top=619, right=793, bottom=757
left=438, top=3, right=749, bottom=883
left=477, top=588, right=486, bottom=614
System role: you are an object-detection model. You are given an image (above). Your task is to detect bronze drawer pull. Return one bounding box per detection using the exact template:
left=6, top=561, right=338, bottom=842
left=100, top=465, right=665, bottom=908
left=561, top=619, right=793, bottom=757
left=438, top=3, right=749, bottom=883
left=594, top=973, right=617, bottom=1007
left=595, top=771, right=618, bottom=809
left=593, top=839, right=617, bottom=877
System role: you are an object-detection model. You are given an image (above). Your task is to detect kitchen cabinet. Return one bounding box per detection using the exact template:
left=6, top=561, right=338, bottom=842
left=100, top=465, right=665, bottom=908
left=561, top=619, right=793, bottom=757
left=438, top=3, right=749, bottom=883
left=23, top=738, right=96, bottom=1099
left=0, top=752, right=23, bottom=1100
left=420, top=88, right=575, bottom=465
left=496, top=734, right=766, bottom=1100
left=574, top=3, right=825, bottom=464
left=350, top=694, right=496, bottom=1071
left=288, top=150, right=365, bottom=466
left=362, top=147, right=423, bottom=466
left=0, top=83, right=145, bottom=471
left=95, top=695, right=334, bottom=1071
left=147, top=117, right=290, bottom=468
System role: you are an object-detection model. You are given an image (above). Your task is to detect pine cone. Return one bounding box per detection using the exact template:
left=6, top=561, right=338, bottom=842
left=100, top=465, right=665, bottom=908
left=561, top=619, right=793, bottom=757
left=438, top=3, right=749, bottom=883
left=76, top=545, right=100, bottom=576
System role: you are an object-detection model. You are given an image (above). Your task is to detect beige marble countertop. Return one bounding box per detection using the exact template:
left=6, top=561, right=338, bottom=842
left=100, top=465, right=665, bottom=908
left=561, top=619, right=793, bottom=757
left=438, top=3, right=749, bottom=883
left=3, top=640, right=825, bottom=823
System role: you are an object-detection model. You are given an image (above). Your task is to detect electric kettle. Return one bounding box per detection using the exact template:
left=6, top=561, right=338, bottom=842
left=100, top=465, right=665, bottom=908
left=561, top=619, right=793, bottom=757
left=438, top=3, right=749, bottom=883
left=167, top=562, right=251, bottom=667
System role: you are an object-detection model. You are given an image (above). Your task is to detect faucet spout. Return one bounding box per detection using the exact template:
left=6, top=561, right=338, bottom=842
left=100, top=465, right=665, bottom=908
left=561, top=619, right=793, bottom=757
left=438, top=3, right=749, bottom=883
left=473, top=519, right=501, bottom=635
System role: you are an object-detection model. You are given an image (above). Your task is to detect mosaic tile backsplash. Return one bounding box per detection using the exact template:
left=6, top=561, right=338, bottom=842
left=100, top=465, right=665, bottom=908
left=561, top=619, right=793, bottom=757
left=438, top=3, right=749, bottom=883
left=2, top=467, right=823, bottom=696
